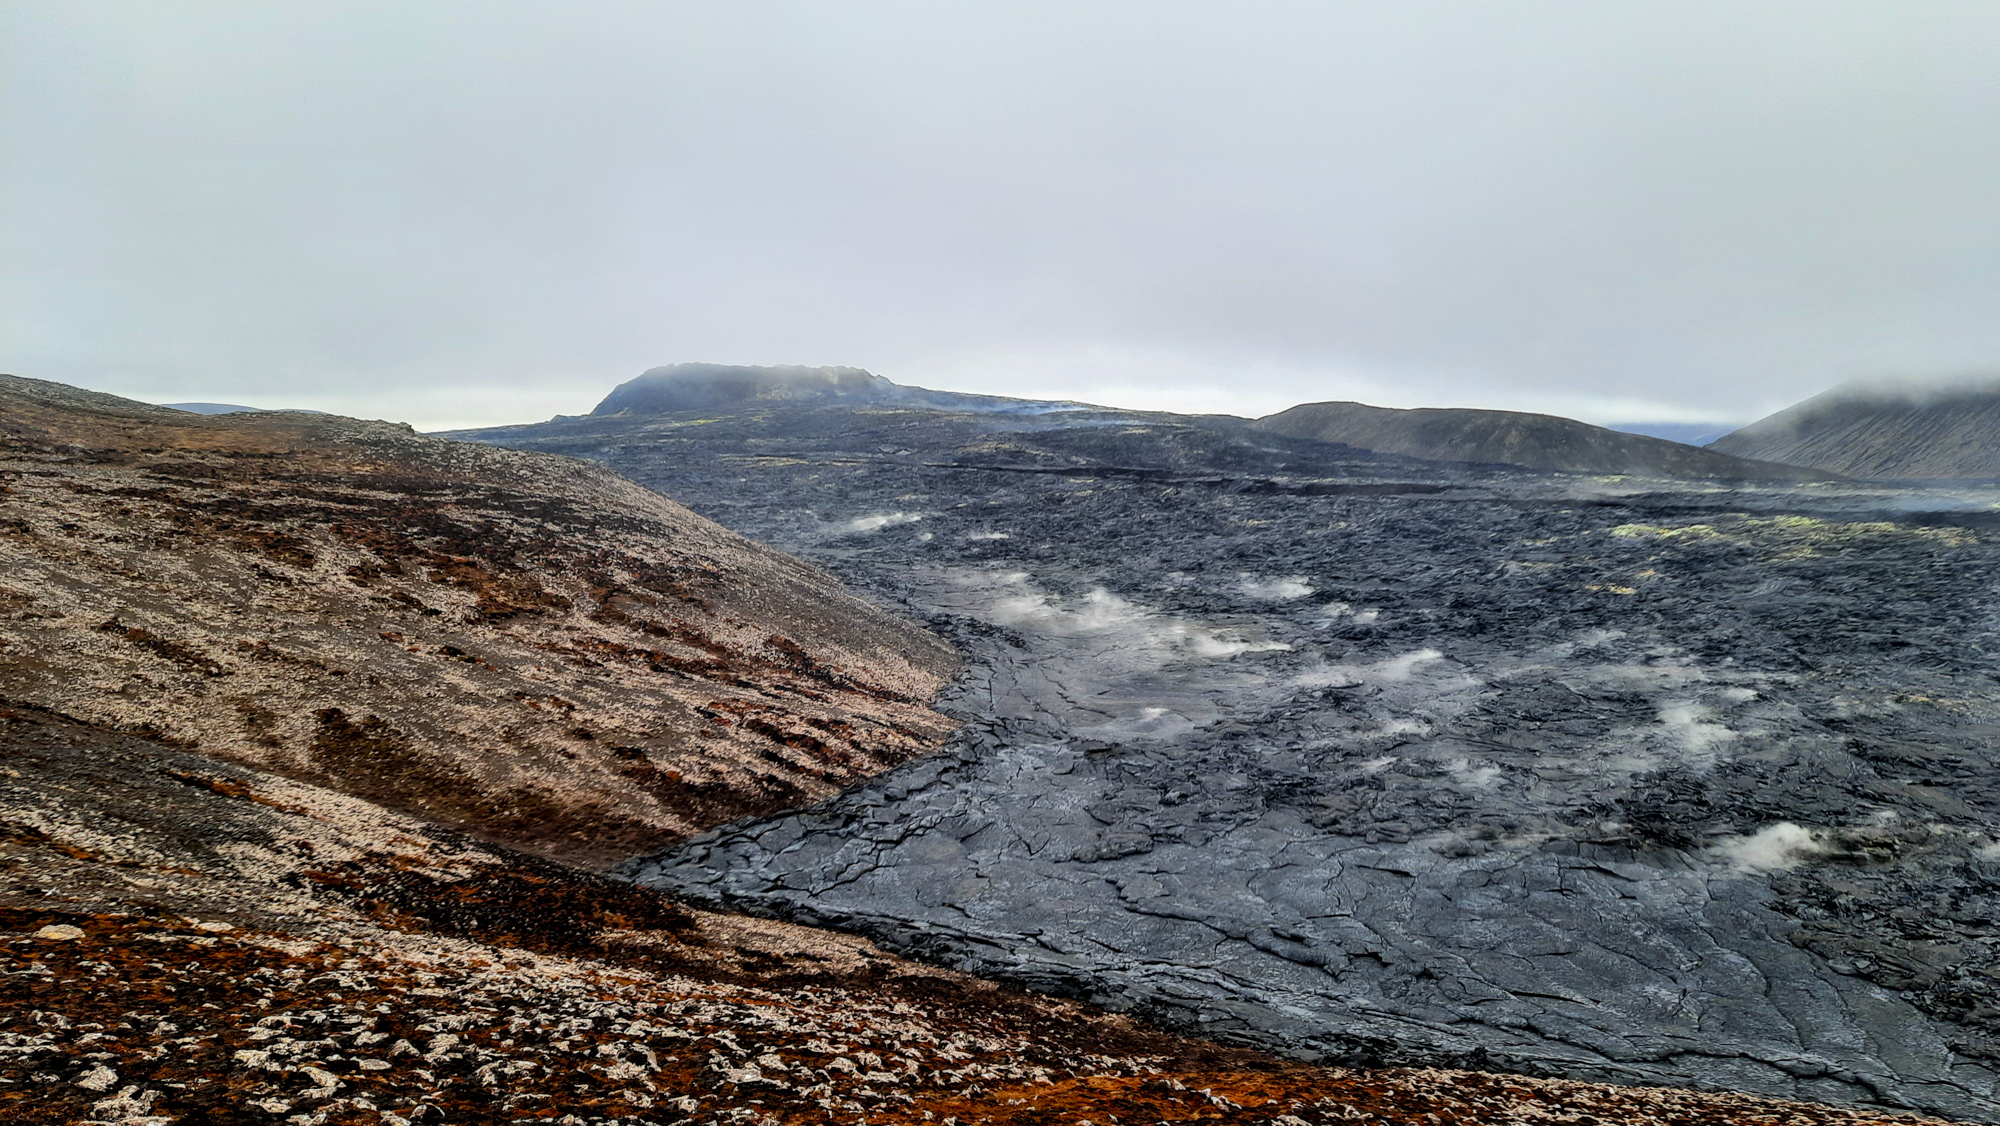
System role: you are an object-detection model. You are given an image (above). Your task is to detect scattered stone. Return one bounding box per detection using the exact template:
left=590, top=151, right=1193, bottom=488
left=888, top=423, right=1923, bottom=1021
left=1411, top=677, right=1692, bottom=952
left=72, top=1064, right=117, bottom=1091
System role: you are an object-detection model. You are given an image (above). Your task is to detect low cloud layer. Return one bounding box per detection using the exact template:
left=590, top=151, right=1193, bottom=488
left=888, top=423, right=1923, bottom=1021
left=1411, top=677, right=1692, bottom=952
left=7, top=4, right=2000, bottom=429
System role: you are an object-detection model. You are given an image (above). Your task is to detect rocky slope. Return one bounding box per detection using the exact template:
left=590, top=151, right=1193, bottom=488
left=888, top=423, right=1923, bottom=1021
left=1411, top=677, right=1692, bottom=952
left=1255, top=400, right=1826, bottom=479
left=1710, top=380, right=2000, bottom=479
left=0, top=373, right=957, bottom=868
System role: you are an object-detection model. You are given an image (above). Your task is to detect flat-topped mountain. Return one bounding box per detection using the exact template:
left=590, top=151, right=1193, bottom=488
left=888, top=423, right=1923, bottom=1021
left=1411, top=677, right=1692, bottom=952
left=591, top=362, right=1083, bottom=417
left=592, top=362, right=897, bottom=414
left=1710, top=378, right=2000, bottom=479
left=1253, top=400, right=1829, bottom=480
left=0, top=373, right=958, bottom=868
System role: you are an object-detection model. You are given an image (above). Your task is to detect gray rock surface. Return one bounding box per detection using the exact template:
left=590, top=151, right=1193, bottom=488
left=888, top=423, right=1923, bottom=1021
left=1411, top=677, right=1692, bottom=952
left=463, top=397, right=2000, bottom=1120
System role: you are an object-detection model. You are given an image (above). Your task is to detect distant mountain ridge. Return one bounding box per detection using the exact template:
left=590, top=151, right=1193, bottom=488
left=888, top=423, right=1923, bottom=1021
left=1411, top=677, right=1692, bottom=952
left=572, top=366, right=1841, bottom=482
left=592, top=364, right=892, bottom=413
left=161, top=401, right=326, bottom=415
left=1252, top=400, right=1828, bottom=480
left=1709, top=379, right=2000, bottom=479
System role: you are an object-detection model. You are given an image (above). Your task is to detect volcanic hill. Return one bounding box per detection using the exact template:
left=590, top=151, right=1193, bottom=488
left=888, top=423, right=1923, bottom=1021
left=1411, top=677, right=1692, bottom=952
left=591, top=362, right=1085, bottom=418
left=1254, top=399, right=1827, bottom=479
left=1710, top=378, right=2000, bottom=479
left=0, top=373, right=957, bottom=868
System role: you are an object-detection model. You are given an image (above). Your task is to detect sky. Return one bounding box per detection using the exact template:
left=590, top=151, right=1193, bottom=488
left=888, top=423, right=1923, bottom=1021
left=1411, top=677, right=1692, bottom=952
left=5, top=2, right=2000, bottom=432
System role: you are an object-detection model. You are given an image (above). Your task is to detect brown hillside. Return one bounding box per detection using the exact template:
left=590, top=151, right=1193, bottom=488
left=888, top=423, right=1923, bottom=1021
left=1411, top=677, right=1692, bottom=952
left=0, top=374, right=959, bottom=868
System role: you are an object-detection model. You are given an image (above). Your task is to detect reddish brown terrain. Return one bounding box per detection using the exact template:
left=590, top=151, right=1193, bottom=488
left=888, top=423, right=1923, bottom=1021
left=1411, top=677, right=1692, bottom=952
left=0, top=375, right=1955, bottom=1124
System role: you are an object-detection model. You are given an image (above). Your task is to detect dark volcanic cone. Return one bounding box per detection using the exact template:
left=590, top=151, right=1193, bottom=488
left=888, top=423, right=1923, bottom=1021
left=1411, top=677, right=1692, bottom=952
left=0, top=373, right=959, bottom=868
left=1255, top=399, right=1831, bottom=480
left=1711, top=378, right=2000, bottom=479
left=591, top=362, right=899, bottom=415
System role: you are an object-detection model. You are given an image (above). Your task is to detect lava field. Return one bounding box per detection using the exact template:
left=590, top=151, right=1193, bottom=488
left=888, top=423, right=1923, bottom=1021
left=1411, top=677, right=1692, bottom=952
left=470, top=402, right=2000, bottom=1120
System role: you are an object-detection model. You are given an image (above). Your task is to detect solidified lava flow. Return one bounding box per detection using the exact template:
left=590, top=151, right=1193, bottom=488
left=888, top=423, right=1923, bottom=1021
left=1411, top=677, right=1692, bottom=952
left=467, top=399, right=2000, bottom=1120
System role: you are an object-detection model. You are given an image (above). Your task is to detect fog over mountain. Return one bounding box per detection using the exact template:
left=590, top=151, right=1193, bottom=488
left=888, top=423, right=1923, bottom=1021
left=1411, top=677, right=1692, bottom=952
left=1711, top=377, right=2000, bottom=480
left=7, top=3, right=2000, bottom=428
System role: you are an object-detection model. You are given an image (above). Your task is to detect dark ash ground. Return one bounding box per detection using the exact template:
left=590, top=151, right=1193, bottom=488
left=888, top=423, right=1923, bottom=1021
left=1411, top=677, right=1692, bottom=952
left=465, top=404, right=2000, bottom=1120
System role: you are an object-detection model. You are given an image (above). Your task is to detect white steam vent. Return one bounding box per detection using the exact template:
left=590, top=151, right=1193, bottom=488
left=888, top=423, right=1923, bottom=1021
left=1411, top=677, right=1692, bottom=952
left=843, top=512, right=922, bottom=533
left=1715, top=822, right=1828, bottom=873
left=985, top=573, right=1287, bottom=658
left=1375, top=648, right=1444, bottom=681
left=1239, top=575, right=1315, bottom=600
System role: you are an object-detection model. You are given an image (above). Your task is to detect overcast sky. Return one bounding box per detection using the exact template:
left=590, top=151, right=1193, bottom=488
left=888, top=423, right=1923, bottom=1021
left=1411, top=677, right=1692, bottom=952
left=6, top=2, right=2000, bottom=431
